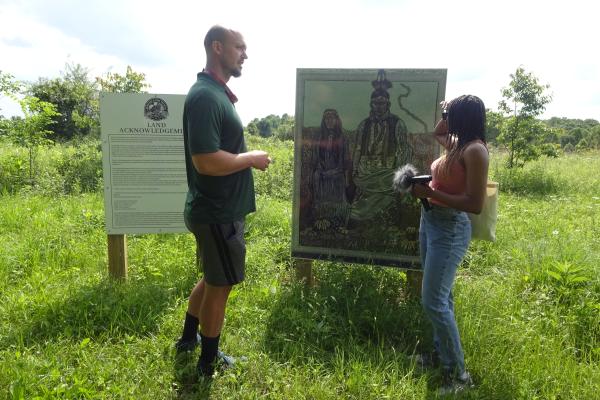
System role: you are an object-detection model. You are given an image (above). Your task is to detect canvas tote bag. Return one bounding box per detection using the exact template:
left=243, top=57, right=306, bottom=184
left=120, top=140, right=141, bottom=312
left=469, top=180, right=498, bottom=241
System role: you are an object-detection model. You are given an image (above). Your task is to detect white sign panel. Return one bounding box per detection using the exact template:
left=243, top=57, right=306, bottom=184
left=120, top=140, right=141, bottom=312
left=100, top=93, right=187, bottom=234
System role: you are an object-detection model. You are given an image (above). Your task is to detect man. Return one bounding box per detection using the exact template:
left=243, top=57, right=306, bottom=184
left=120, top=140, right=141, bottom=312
left=175, top=25, right=271, bottom=378
left=348, top=70, right=412, bottom=226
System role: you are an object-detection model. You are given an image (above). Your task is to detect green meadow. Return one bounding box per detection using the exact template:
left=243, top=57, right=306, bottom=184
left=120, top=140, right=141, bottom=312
left=1, top=138, right=598, bottom=399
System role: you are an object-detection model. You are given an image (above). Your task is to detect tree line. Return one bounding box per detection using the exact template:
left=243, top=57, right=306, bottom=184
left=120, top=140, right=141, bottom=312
left=0, top=63, right=149, bottom=141
left=0, top=64, right=149, bottom=185
left=1, top=64, right=598, bottom=172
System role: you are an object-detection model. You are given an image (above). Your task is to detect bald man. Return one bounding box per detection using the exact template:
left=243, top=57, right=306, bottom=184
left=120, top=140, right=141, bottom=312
left=176, top=25, right=271, bottom=378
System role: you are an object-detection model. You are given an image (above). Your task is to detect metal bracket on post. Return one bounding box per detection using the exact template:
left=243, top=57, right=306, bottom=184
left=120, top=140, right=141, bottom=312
left=293, top=258, right=314, bottom=287
left=108, top=234, right=128, bottom=279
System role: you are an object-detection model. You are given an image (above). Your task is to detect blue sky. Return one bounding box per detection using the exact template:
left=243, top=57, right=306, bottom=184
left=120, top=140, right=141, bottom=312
left=0, top=0, right=598, bottom=123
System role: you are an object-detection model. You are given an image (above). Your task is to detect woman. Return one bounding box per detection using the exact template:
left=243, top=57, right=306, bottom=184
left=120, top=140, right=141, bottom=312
left=312, top=109, right=351, bottom=231
left=410, top=95, right=489, bottom=394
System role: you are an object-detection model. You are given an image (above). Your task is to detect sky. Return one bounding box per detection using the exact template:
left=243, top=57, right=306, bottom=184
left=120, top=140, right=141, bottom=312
left=0, top=0, right=598, bottom=124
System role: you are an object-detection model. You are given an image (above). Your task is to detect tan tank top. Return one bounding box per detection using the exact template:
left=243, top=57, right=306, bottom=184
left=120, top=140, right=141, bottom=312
left=430, top=140, right=487, bottom=207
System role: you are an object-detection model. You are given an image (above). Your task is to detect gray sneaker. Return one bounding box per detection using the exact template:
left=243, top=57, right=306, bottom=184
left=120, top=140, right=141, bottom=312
left=216, top=350, right=247, bottom=370
left=197, top=350, right=248, bottom=377
left=175, top=333, right=201, bottom=353
left=438, top=371, right=474, bottom=395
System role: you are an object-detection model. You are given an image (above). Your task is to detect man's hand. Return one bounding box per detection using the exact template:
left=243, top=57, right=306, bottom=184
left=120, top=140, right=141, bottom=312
left=248, top=150, right=271, bottom=171
left=192, top=149, right=271, bottom=176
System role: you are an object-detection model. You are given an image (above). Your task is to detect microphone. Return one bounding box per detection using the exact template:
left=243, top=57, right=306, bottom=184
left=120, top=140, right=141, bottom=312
left=392, top=164, right=433, bottom=211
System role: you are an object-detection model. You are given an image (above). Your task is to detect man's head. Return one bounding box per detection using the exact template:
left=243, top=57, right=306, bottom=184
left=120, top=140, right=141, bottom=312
left=370, top=89, right=391, bottom=118
left=204, top=25, right=247, bottom=80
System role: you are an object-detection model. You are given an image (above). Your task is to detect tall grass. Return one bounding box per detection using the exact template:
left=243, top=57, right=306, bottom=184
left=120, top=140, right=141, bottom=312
left=0, top=138, right=102, bottom=195
left=1, top=141, right=598, bottom=399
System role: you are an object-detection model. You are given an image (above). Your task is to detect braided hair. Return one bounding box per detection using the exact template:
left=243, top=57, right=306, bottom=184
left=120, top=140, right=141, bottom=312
left=440, top=95, right=487, bottom=174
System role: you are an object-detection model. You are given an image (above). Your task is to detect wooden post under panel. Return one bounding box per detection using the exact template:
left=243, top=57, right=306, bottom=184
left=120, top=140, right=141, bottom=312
left=405, top=269, right=423, bottom=298
left=108, top=234, right=128, bottom=279
left=294, top=258, right=314, bottom=287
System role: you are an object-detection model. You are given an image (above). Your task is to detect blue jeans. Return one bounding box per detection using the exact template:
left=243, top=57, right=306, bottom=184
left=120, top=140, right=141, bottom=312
left=419, top=204, right=471, bottom=375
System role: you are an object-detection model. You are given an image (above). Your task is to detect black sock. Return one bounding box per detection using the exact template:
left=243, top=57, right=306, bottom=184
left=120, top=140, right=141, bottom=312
left=180, top=312, right=199, bottom=342
left=197, top=333, right=220, bottom=376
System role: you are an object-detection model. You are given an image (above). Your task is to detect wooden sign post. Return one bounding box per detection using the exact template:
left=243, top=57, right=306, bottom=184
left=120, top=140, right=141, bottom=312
left=294, top=258, right=314, bottom=287
left=405, top=269, right=423, bottom=298
left=108, top=234, right=128, bottom=279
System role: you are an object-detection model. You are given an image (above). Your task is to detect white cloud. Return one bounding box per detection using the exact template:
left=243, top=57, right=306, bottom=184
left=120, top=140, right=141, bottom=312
left=1, top=0, right=598, bottom=122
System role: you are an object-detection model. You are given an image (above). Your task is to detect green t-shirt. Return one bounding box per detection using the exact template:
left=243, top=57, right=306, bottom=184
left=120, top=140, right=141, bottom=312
left=183, top=72, right=255, bottom=224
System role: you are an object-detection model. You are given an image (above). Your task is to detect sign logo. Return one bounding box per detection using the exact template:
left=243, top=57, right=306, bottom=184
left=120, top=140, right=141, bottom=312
left=144, top=97, right=169, bottom=121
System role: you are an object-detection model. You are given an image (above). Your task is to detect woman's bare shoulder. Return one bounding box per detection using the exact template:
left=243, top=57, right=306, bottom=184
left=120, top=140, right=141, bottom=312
left=463, top=141, right=489, bottom=163
left=464, top=141, right=488, bottom=154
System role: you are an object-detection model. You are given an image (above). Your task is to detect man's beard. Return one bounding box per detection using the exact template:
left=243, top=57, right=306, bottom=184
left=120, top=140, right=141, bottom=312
left=231, top=67, right=242, bottom=78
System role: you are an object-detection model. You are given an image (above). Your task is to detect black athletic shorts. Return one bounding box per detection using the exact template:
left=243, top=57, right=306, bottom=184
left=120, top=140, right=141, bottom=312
left=185, top=219, right=246, bottom=286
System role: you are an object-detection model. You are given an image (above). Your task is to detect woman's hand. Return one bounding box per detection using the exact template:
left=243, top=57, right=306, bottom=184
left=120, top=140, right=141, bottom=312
left=434, top=119, right=453, bottom=148
left=434, top=118, right=448, bottom=136
left=433, top=100, right=453, bottom=149
left=411, top=183, right=432, bottom=199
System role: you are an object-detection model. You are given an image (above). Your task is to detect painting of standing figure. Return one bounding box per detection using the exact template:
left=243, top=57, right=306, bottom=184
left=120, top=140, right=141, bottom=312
left=293, top=68, right=446, bottom=268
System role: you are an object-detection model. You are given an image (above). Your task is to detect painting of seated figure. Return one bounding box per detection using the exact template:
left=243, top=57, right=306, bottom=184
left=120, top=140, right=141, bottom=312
left=293, top=68, right=445, bottom=269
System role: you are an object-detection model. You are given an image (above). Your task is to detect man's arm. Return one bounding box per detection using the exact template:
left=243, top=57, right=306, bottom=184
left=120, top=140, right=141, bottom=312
left=192, top=149, right=270, bottom=176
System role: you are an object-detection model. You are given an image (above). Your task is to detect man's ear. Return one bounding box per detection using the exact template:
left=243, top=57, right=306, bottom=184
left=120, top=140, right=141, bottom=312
left=211, top=40, right=223, bottom=55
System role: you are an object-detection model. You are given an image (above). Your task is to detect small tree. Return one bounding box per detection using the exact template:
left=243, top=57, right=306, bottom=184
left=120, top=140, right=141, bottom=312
left=28, top=63, right=98, bottom=141
left=0, top=70, right=22, bottom=101
left=1, top=71, right=22, bottom=133
left=589, top=125, right=600, bottom=149
left=96, top=66, right=150, bottom=93
left=497, top=66, right=553, bottom=168
left=485, top=109, right=504, bottom=144
left=10, top=96, right=60, bottom=185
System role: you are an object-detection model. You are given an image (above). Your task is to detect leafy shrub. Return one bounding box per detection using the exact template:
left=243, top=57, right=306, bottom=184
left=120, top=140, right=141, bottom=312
left=576, top=138, right=589, bottom=151
left=563, top=143, right=575, bottom=153
left=522, top=260, right=600, bottom=361
left=491, top=160, right=564, bottom=195
left=0, top=142, right=28, bottom=194
left=246, top=135, right=293, bottom=201
left=0, top=138, right=102, bottom=195
left=55, top=139, right=103, bottom=193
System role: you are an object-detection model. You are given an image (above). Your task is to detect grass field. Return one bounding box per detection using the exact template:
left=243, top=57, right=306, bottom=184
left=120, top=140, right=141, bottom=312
left=1, top=144, right=599, bottom=399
